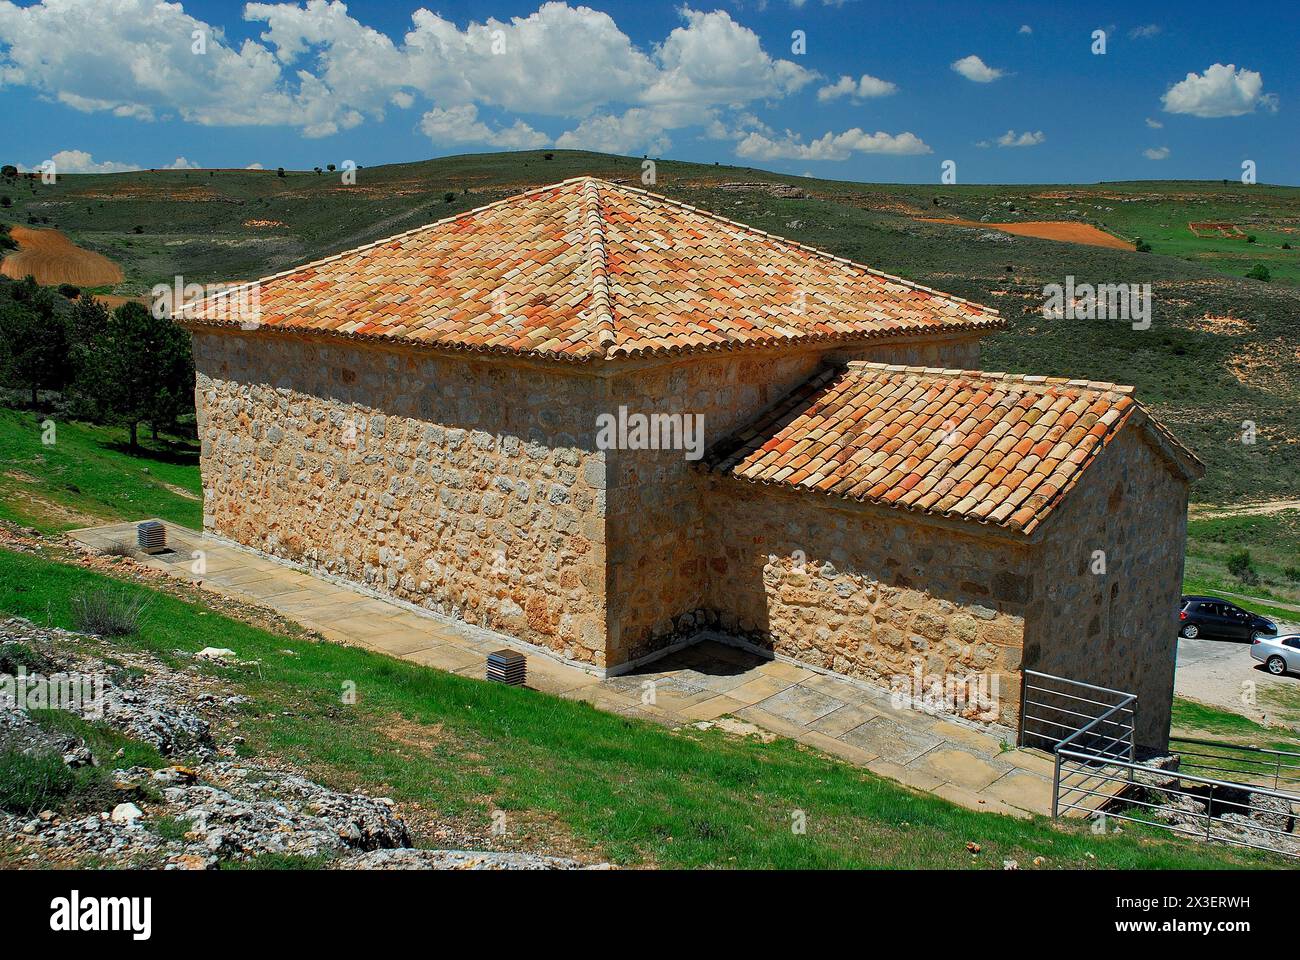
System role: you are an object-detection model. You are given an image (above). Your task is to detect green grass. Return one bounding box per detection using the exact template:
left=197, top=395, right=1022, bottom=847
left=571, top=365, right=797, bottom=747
left=1180, top=576, right=1299, bottom=624
left=27, top=709, right=169, bottom=771
left=1169, top=697, right=1300, bottom=784
left=1171, top=697, right=1296, bottom=746
left=1185, top=511, right=1300, bottom=613
left=0, top=748, right=102, bottom=816
left=0, top=406, right=200, bottom=533
left=0, top=544, right=1284, bottom=868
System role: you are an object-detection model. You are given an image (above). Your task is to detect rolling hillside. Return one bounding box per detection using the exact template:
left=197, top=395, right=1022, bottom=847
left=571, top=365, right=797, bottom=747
left=2, top=149, right=1298, bottom=505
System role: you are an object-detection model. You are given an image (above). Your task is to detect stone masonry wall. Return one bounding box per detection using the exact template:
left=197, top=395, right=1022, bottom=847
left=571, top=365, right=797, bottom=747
left=192, top=330, right=610, bottom=666
left=604, top=334, right=985, bottom=668
left=700, top=482, right=1032, bottom=728
left=1024, top=428, right=1188, bottom=751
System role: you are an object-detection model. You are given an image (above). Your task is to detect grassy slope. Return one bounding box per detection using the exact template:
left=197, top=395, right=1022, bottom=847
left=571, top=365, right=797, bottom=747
left=0, top=543, right=1280, bottom=869
left=1185, top=511, right=1300, bottom=617
left=4, top=150, right=1296, bottom=505
left=0, top=407, right=200, bottom=533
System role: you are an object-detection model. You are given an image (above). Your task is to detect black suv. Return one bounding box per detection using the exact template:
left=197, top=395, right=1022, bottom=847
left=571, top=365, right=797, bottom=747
left=1179, top=595, right=1278, bottom=641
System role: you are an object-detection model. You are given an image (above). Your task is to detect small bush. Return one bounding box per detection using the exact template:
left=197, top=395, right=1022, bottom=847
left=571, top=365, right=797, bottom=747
left=1246, top=234, right=1257, bottom=243
left=443, top=192, right=455, bottom=203
left=70, top=588, right=149, bottom=637
left=1284, top=566, right=1300, bottom=583
left=57, top=283, right=80, bottom=299
left=1226, top=549, right=1258, bottom=585
left=1135, top=239, right=1152, bottom=253
left=1282, top=242, right=1292, bottom=250
left=100, top=541, right=136, bottom=559
left=0, top=749, right=76, bottom=815
left=1245, top=263, right=1271, bottom=281
left=0, top=641, right=53, bottom=675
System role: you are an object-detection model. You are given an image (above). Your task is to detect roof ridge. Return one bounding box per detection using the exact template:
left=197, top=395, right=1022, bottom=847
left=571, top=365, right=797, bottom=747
left=586, top=178, right=1000, bottom=318
left=580, top=179, right=617, bottom=355
left=177, top=179, right=587, bottom=320
left=841, top=360, right=1135, bottom=395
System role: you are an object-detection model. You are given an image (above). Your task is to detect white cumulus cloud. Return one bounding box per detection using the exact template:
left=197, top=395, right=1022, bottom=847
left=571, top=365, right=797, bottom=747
left=735, top=128, right=930, bottom=161
left=816, top=73, right=898, bottom=102
left=39, top=149, right=140, bottom=174
left=1162, top=63, right=1277, bottom=118
left=1143, top=146, right=1170, bottom=160
left=951, top=54, right=1004, bottom=83
left=996, top=129, right=1045, bottom=147
left=419, top=104, right=549, bottom=149
left=0, top=0, right=814, bottom=149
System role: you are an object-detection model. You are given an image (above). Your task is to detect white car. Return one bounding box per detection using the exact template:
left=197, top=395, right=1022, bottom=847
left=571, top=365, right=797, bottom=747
left=1250, top=633, right=1300, bottom=676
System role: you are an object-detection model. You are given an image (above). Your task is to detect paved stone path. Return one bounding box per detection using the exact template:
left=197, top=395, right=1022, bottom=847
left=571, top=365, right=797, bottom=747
left=69, top=521, right=1057, bottom=818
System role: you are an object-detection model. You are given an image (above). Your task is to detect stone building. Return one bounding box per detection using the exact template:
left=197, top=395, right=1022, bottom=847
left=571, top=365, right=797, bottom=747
left=180, top=177, right=1201, bottom=749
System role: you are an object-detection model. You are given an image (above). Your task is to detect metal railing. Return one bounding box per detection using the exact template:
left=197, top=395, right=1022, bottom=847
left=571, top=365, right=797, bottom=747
left=1020, top=669, right=1137, bottom=754
left=1053, top=749, right=1300, bottom=859
left=1049, top=693, right=1139, bottom=819
left=1168, top=736, right=1300, bottom=791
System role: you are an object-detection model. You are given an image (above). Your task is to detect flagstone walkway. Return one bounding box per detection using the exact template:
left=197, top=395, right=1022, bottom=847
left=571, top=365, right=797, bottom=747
left=69, top=521, right=1057, bottom=818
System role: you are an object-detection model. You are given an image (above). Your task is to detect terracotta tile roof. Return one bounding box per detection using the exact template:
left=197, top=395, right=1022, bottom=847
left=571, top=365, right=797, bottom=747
left=704, top=362, right=1202, bottom=535
left=176, top=177, right=1002, bottom=360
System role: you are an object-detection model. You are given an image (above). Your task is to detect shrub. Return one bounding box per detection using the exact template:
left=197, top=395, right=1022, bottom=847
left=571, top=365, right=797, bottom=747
left=1226, top=549, right=1258, bottom=585
left=443, top=192, right=455, bottom=203
left=1284, top=566, right=1300, bottom=583
left=1246, top=234, right=1257, bottom=243
left=70, top=587, right=149, bottom=637
left=1282, top=242, right=1292, bottom=250
left=132, top=224, right=143, bottom=234
left=57, top=283, right=80, bottom=299
left=0, top=748, right=78, bottom=815
left=0, top=641, right=53, bottom=675
left=1135, top=239, right=1152, bottom=253
left=1245, top=264, right=1271, bottom=282
left=276, top=167, right=285, bottom=177
left=100, top=541, right=136, bottom=559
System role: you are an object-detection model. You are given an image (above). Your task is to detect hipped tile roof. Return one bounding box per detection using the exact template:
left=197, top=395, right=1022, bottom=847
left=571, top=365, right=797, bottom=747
left=176, top=177, right=1002, bottom=360
left=704, top=362, right=1202, bottom=535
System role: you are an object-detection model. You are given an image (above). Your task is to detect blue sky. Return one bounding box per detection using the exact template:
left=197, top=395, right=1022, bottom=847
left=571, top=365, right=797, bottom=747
left=1, top=0, right=1295, bottom=184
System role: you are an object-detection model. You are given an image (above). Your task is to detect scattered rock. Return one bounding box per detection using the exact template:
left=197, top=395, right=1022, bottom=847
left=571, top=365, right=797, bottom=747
left=196, top=647, right=237, bottom=662
left=0, top=615, right=603, bottom=870
left=111, top=802, right=143, bottom=827
left=339, top=848, right=608, bottom=870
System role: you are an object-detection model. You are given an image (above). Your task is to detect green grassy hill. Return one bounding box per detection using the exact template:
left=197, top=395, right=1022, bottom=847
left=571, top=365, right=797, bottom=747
left=3, top=149, right=1298, bottom=506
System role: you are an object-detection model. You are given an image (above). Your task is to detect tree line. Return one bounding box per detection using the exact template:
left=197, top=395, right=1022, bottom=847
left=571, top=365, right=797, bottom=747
left=0, top=275, right=193, bottom=449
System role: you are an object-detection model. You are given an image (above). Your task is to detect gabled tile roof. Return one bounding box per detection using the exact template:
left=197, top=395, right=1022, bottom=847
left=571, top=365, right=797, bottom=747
left=704, top=362, right=1202, bottom=535
left=176, top=177, right=1002, bottom=361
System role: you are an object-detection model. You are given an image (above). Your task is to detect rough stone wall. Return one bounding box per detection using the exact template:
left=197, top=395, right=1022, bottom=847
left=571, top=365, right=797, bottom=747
left=1024, top=428, right=1188, bottom=751
left=192, top=330, right=610, bottom=666
left=700, top=482, right=1031, bottom=728
left=604, top=334, right=985, bottom=667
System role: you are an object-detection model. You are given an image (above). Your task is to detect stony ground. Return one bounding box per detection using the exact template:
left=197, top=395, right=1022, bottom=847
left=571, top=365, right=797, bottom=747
left=0, top=616, right=604, bottom=870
